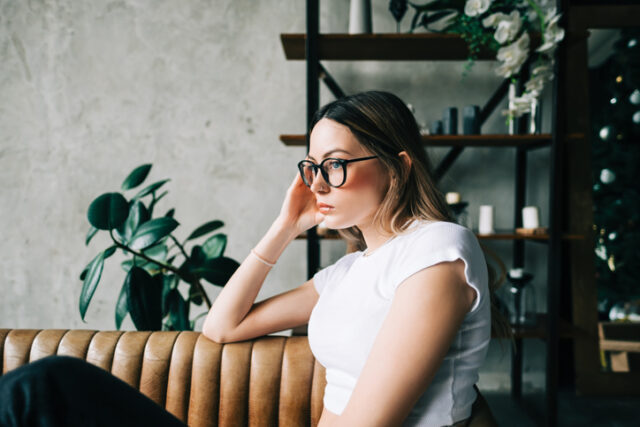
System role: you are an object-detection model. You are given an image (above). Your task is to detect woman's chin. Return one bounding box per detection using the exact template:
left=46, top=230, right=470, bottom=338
left=321, top=217, right=356, bottom=231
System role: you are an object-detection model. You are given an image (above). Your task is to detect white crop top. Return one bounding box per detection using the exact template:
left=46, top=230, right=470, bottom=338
left=308, top=220, right=491, bottom=426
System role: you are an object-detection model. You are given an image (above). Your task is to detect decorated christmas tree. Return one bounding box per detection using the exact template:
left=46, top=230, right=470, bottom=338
left=590, top=29, right=640, bottom=317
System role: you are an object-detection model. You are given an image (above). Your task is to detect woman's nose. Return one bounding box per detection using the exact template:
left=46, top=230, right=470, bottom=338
left=309, top=169, right=329, bottom=193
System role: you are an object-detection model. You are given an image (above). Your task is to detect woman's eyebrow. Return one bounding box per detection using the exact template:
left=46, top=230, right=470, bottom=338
left=307, top=149, right=352, bottom=161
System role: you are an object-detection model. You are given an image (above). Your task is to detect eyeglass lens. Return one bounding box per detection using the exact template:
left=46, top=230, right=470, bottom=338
left=300, top=160, right=344, bottom=187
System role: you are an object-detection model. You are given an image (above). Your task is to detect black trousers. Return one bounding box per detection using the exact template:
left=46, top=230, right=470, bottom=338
left=0, top=355, right=187, bottom=427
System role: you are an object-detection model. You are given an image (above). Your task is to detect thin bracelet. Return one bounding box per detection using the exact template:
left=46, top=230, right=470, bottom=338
left=250, top=249, right=276, bottom=267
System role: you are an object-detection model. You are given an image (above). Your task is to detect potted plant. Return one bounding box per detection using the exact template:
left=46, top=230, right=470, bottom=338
left=79, top=164, right=240, bottom=331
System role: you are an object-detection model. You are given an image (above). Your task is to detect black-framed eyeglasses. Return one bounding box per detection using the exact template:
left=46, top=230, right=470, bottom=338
left=297, top=155, right=379, bottom=188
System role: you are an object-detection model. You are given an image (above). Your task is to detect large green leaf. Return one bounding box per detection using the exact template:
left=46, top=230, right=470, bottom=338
left=104, top=245, right=117, bottom=258
left=79, top=243, right=113, bottom=281
left=121, top=256, right=146, bottom=273
left=190, top=245, right=206, bottom=265
left=126, top=267, right=163, bottom=330
left=133, top=179, right=170, bottom=200
left=121, top=257, right=162, bottom=275
left=177, top=259, right=198, bottom=283
left=202, top=233, right=227, bottom=259
left=87, top=193, right=130, bottom=230
left=166, top=289, right=190, bottom=331
left=185, top=220, right=224, bottom=241
left=161, top=275, right=176, bottom=315
left=188, top=283, right=204, bottom=305
left=79, top=251, right=106, bottom=321
left=144, top=243, right=168, bottom=262
left=117, top=201, right=150, bottom=245
left=165, top=208, right=175, bottom=218
left=121, top=164, right=152, bottom=191
left=115, top=280, right=129, bottom=330
left=129, top=217, right=179, bottom=250
left=85, top=226, right=98, bottom=246
left=192, top=256, right=240, bottom=287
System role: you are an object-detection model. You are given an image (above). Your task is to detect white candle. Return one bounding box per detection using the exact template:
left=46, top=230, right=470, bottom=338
left=478, top=205, right=494, bottom=235
left=509, top=268, right=524, bottom=279
left=446, top=192, right=461, bottom=204
left=522, top=206, right=540, bottom=229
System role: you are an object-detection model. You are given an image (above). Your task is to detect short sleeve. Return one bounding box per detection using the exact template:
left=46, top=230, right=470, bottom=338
left=390, top=223, right=488, bottom=314
left=312, top=251, right=362, bottom=295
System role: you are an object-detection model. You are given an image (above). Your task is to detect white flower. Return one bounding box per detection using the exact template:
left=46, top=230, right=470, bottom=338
left=483, top=12, right=507, bottom=28
left=532, top=64, right=553, bottom=77
left=544, top=8, right=559, bottom=24
left=493, top=11, right=522, bottom=44
left=537, top=11, right=565, bottom=53
left=504, top=92, right=535, bottom=118
left=495, top=32, right=530, bottom=77
left=464, top=0, right=491, bottom=17
left=545, top=13, right=565, bottom=43
left=536, top=41, right=556, bottom=54
left=524, top=75, right=546, bottom=94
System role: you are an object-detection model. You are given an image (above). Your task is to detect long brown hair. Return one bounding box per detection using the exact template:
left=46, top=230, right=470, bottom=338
left=310, top=91, right=510, bottom=339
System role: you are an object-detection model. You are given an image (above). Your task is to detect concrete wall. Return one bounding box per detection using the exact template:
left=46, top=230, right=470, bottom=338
left=0, top=0, right=553, bottom=391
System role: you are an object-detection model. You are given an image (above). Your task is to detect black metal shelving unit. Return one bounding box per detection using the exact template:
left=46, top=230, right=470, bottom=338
left=282, top=1, right=572, bottom=425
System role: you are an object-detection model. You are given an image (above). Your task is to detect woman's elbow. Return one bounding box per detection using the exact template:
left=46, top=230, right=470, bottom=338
left=202, top=319, right=228, bottom=343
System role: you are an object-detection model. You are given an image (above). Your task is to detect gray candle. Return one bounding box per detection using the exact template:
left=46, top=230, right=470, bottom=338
left=442, top=107, right=458, bottom=135
left=463, top=105, right=480, bottom=134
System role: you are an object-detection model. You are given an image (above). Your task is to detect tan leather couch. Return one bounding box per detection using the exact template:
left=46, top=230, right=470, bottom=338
left=0, top=329, right=497, bottom=426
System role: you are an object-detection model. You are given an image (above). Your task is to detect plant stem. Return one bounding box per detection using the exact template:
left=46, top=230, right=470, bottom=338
left=191, top=279, right=212, bottom=309
left=169, top=234, right=212, bottom=308
left=109, top=230, right=179, bottom=275
left=108, top=231, right=213, bottom=310
left=170, top=234, right=189, bottom=259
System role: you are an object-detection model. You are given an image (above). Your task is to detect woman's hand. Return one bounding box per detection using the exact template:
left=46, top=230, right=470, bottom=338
left=277, top=174, right=325, bottom=236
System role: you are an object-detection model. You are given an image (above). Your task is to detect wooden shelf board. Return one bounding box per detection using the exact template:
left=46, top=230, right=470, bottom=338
left=296, top=230, right=584, bottom=241
left=280, top=133, right=585, bottom=148
left=297, top=232, right=343, bottom=240
left=280, top=33, right=498, bottom=61
left=477, top=229, right=585, bottom=241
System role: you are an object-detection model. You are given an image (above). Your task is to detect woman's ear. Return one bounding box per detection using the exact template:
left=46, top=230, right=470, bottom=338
left=398, top=151, right=412, bottom=174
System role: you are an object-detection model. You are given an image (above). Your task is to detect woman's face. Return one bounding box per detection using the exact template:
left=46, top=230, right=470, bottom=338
left=306, top=118, right=390, bottom=230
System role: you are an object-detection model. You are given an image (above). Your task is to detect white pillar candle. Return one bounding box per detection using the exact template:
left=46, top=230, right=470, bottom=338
left=509, top=268, right=524, bottom=279
left=348, top=0, right=372, bottom=34
left=478, top=205, right=494, bottom=235
left=446, top=192, right=461, bottom=204
left=522, top=206, right=540, bottom=229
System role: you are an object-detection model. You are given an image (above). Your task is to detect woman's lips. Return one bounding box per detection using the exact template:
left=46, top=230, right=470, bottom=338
left=317, top=203, right=334, bottom=213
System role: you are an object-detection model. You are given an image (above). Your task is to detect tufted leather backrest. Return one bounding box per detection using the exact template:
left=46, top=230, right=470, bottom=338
left=0, top=329, right=497, bottom=427
left=0, top=329, right=325, bottom=426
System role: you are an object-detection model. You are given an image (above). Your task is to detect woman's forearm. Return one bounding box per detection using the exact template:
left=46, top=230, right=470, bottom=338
left=202, top=217, right=297, bottom=340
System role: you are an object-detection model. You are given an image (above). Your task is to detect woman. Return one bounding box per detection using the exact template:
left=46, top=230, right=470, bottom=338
left=0, top=91, right=494, bottom=427
left=202, top=91, right=493, bottom=426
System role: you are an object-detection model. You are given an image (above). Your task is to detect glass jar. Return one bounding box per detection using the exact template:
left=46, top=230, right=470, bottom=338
left=504, top=269, right=537, bottom=327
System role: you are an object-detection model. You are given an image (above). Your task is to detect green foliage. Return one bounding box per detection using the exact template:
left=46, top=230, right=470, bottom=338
left=79, top=163, right=239, bottom=331
left=405, top=0, right=543, bottom=76
left=121, top=164, right=152, bottom=190
left=87, top=193, right=129, bottom=230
